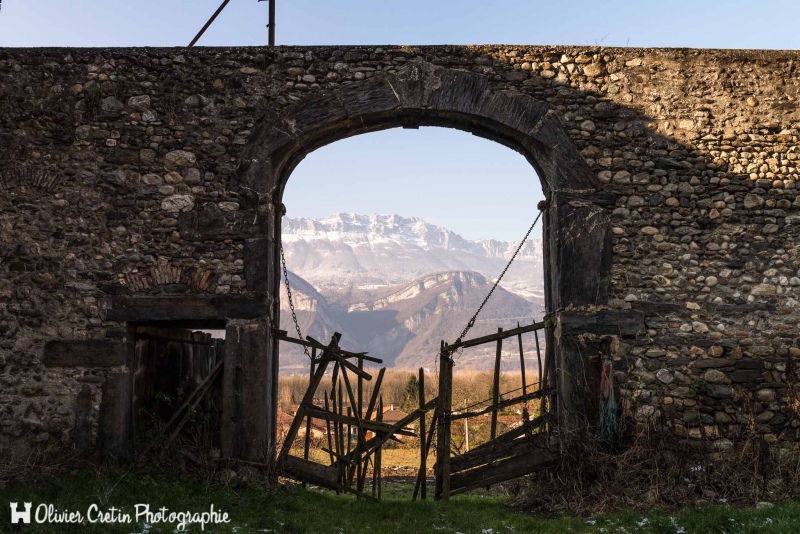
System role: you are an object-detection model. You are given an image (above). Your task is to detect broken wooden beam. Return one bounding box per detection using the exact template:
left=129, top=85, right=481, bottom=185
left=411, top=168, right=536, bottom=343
left=306, top=336, right=373, bottom=380
left=274, top=330, right=383, bottom=364
left=446, top=321, right=545, bottom=352
left=278, top=455, right=377, bottom=501
left=303, top=406, right=417, bottom=437
left=365, top=367, right=386, bottom=421
left=278, top=333, right=339, bottom=462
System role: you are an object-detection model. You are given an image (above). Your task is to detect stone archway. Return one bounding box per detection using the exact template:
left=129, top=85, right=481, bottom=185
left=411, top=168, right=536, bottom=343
left=232, top=60, right=615, bottom=459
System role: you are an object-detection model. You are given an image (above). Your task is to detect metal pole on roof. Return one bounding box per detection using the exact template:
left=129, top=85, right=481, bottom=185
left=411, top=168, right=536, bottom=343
left=188, top=0, right=232, bottom=48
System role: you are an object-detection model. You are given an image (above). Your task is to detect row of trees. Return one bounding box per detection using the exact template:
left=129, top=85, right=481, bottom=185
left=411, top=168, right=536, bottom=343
left=277, top=368, right=540, bottom=415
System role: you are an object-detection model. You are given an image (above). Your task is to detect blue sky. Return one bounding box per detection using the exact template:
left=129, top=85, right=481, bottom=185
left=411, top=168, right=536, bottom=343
left=1, top=1, right=798, bottom=239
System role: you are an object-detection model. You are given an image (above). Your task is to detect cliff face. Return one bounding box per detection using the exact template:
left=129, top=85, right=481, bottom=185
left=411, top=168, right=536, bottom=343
left=279, top=268, right=542, bottom=373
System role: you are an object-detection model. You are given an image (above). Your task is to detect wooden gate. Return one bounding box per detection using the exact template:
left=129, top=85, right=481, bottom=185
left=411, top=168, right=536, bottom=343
left=133, top=327, right=225, bottom=459
left=272, top=322, right=559, bottom=501
left=275, top=330, right=437, bottom=500
left=434, top=321, right=559, bottom=500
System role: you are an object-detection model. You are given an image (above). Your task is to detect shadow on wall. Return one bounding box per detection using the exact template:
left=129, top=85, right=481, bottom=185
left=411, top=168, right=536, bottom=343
left=225, top=51, right=800, bottom=445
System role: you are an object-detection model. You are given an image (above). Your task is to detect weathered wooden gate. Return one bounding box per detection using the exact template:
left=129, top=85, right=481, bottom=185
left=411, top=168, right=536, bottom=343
left=133, top=327, right=225, bottom=459
left=434, top=321, right=559, bottom=500
left=275, top=330, right=437, bottom=499
left=275, top=321, right=561, bottom=501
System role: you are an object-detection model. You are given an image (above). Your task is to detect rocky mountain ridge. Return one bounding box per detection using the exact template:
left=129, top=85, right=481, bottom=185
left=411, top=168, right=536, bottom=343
left=282, top=213, right=545, bottom=301
left=278, top=214, right=546, bottom=373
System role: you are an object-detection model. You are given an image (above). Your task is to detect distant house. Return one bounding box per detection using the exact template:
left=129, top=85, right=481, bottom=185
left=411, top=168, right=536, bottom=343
left=297, top=422, right=328, bottom=440
left=282, top=405, right=330, bottom=440
left=382, top=405, right=415, bottom=434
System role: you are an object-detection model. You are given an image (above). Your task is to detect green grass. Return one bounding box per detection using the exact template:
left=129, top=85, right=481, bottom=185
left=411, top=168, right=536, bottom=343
left=1, top=470, right=800, bottom=533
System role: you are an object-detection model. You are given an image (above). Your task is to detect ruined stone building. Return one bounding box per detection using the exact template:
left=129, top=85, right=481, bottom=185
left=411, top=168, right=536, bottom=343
left=0, top=45, right=798, bottom=461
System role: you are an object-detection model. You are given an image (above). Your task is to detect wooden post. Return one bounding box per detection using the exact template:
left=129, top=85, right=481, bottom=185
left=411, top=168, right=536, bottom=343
left=517, top=322, right=527, bottom=398
left=97, top=373, right=131, bottom=461
left=268, top=0, right=276, bottom=47
left=376, top=396, right=383, bottom=499
left=491, top=328, right=503, bottom=441
left=371, top=452, right=377, bottom=498
left=435, top=341, right=453, bottom=501
left=533, top=328, right=543, bottom=418
left=222, top=320, right=275, bottom=463
left=542, top=326, right=557, bottom=424
left=346, top=407, right=353, bottom=469
left=413, top=367, right=427, bottom=501
left=303, top=348, right=316, bottom=470
left=324, top=391, right=334, bottom=465
left=337, top=381, right=345, bottom=485
left=357, top=357, right=364, bottom=489
left=464, top=399, right=470, bottom=452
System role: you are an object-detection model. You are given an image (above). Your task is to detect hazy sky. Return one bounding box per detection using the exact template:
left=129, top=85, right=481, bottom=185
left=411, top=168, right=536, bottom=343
left=1, top=1, right=798, bottom=239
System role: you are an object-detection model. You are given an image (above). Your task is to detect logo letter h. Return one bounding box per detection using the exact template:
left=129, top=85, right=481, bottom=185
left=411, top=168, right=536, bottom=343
left=10, top=502, right=32, bottom=524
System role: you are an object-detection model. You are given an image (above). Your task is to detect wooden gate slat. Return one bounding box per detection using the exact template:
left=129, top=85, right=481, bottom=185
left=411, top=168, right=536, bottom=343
left=450, top=440, right=558, bottom=494
left=450, top=432, right=548, bottom=473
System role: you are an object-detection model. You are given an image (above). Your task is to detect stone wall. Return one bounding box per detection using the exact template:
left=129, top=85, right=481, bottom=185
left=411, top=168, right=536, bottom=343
left=0, top=45, right=799, bottom=457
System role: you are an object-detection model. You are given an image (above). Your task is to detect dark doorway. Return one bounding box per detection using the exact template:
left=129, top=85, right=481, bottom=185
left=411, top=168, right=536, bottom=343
left=131, top=326, right=225, bottom=454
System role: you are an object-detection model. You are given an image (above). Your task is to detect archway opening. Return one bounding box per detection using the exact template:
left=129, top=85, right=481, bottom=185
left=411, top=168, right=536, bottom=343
left=275, top=125, right=549, bottom=461
left=279, top=126, right=546, bottom=366
left=231, top=62, right=612, bottom=465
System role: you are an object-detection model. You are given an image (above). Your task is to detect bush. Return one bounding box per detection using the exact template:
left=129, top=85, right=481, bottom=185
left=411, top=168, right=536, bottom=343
left=512, top=420, right=800, bottom=516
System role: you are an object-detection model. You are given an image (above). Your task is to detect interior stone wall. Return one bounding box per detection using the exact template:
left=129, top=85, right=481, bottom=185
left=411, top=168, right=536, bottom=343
left=1, top=45, right=799, bottom=457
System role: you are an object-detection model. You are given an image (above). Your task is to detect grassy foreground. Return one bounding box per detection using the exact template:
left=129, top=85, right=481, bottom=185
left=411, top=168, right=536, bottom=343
left=1, top=470, right=800, bottom=533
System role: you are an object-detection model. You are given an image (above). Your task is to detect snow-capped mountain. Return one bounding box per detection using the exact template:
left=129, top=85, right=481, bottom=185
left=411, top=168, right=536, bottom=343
left=278, top=214, right=546, bottom=373
left=282, top=213, right=544, bottom=302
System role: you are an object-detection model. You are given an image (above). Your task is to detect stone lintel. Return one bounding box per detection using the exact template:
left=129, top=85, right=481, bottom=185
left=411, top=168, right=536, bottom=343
left=106, top=295, right=269, bottom=323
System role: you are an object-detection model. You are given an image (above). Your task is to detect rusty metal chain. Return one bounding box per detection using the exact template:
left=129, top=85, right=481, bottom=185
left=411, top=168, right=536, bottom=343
left=280, top=240, right=311, bottom=359
left=450, top=208, right=544, bottom=358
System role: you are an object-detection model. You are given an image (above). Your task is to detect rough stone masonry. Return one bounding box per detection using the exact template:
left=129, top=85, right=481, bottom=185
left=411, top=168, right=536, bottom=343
left=0, top=45, right=799, bottom=460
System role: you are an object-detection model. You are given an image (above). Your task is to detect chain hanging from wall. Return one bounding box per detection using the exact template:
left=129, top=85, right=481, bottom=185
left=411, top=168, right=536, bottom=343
left=280, top=240, right=311, bottom=359
left=447, top=207, right=544, bottom=361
